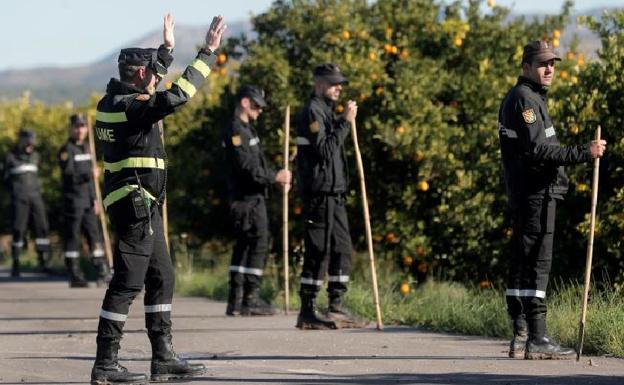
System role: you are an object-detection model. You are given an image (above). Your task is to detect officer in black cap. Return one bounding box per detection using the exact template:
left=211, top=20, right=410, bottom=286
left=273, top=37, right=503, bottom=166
left=294, top=63, right=368, bottom=330
left=222, top=85, right=291, bottom=317
left=498, top=40, right=606, bottom=359
left=2, top=129, right=51, bottom=277
left=91, top=14, right=226, bottom=384
left=58, top=113, right=111, bottom=288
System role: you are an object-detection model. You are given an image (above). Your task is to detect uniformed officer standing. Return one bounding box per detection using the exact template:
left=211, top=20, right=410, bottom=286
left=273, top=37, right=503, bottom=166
left=498, top=40, right=606, bottom=360
left=90, top=14, right=226, bottom=384
left=222, top=85, right=291, bottom=316
left=3, top=129, right=51, bottom=277
left=58, top=113, right=110, bottom=288
left=295, top=64, right=368, bottom=330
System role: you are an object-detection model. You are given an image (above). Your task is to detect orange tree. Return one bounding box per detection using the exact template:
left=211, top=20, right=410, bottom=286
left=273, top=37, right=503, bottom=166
left=166, top=0, right=576, bottom=283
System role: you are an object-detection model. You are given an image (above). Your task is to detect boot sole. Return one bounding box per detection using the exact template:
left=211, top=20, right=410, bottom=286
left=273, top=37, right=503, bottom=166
left=525, top=352, right=575, bottom=360
left=151, top=368, right=207, bottom=382
left=508, top=350, right=525, bottom=359
left=296, top=322, right=337, bottom=330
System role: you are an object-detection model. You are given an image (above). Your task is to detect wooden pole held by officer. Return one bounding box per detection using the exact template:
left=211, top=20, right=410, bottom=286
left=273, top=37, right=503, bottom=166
left=158, top=120, right=170, bottom=251
left=87, top=115, right=114, bottom=268
left=283, top=105, right=291, bottom=314
left=349, top=113, right=383, bottom=330
left=577, top=125, right=602, bottom=361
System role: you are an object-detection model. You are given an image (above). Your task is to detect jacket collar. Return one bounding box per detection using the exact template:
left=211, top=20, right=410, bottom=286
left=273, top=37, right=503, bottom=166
left=517, top=76, right=548, bottom=95
left=106, top=78, right=144, bottom=96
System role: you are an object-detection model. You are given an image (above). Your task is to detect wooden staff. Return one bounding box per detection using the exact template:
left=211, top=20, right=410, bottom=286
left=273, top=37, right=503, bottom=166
left=158, top=120, right=170, bottom=250
left=282, top=105, right=291, bottom=314
left=87, top=116, right=113, bottom=268
left=349, top=117, right=383, bottom=330
left=576, top=125, right=602, bottom=361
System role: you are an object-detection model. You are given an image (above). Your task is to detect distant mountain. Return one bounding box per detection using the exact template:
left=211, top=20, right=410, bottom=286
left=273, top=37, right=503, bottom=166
left=0, top=8, right=617, bottom=105
left=0, top=20, right=252, bottom=105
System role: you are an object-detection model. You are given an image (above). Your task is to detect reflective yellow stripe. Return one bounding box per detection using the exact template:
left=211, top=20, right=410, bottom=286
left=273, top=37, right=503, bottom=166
left=190, top=58, right=211, bottom=78
left=96, top=110, right=128, bottom=123
left=102, top=185, right=156, bottom=209
left=175, top=77, right=197, bottom=97
left=104, top=157, right=165, bottom=173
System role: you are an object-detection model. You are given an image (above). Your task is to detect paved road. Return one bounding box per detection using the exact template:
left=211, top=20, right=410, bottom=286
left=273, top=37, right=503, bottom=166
left=0, top=267, right=622, bottom=385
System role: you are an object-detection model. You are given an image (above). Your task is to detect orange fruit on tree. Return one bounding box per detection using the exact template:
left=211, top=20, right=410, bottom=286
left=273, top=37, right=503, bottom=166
left=385, top=232, right=397, bottom=243
left=400, top=49, right=409, bottom=59
left=559, top=70, right=569, bottom=79
left=552, top=38, right=560, bottom=48
left=342, top=30, right=350, bottom=40
left=368, top=52, right=377, bottom=61
left=375, top=86, right=384, bottom=96
left=417, top=180, right=429, bottom=192
left=487, top=0, right=496, bottom=7
left=370, top=72, right=378, bottom=80
left=402, top=255, right=414, bottom=267
left=571, top=76, right=579, bottom=85
left=417, top=262, right=428, bottom=274
left=217, top=53, right=227, bottom=65
left=399, top=282, right=410, bottom=295
left=384, top=43, right=392, bottom=53
left=335, top=104, right=344, bottom=114
left=219, top=67, right=227, bottom=76
left=396, top=125, right=406, bottom=135
left=293, top=206, right=302, bottom=215
left=567, top=51, right=575, bottom=60
left=569, top=125, right=580, bottom=135
left=413, top=150, right=424, bottom=163
left=453, top=37, right=463, bottom=47
left=553, top=29, right=561, bottom=39
left=390, top=45, right=399, bottom=55
left=576, top=183, right=588, bottom=192
left=416, top=245, right=426, bottom=258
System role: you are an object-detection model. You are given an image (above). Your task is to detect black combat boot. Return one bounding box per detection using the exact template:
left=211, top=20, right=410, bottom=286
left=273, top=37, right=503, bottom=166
left=66, top=258, right=89, bottom=288
left=11, top=246, right=21, bottom=278
left=91, top=338, right=147, bottom=385
left=93, top=258, right=112, bottom=288
left=509, top=317, right=528, bottom=358
left=326, top=291, right=369, bottom=329
left=241, top=278, right=276, bottom=316
left=149, top=332, right=206, bottom=382
left=37, top=251, right=52, bottom=274
left=226, top=273, right=243, bottom=316
left=296, top=293, right=337, bottom=330
left=525, top=317, right=575, bottom=360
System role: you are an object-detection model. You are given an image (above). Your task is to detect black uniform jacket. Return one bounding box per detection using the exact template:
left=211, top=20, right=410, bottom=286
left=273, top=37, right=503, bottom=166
left=3, top=149, right=42, bottom=199
left=58, top=140, right=96, bottom=208
left=95, top=46, right=216, bottom=209
left=223, top=117, right=276, bottom=200
left=498, top=76, right=591, bottom=205
left=296, top=94, right=350, bottom=196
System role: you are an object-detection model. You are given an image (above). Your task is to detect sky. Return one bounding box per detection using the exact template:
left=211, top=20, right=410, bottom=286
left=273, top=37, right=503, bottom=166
left=1, top=0, right=622, bottom=71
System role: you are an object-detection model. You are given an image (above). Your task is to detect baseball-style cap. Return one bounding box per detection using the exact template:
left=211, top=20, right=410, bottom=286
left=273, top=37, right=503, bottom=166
left=118, top=46, right=171, bottom=78
left=18, top=129, right=36, bottom=147
left=522, top=40, right=562, bottom=64
left=236, top=85, right=267, bottom=108
left=69, top=113, right=87, bottom=127
left=313, top=63, right=348, bottom=85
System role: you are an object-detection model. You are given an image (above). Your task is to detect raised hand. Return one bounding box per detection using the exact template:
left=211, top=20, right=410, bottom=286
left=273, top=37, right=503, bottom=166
left=205, top=16, right=227, bottom=52
left=163, top=13, right=175, bottom=50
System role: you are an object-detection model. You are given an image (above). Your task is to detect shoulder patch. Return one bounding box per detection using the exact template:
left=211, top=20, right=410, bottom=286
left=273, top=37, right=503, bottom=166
left=231, top=135, right=242, bottom=147
left=59, top=151, right=68, bottom=161
left=522, top=108, right=537, bottom=124
left=309, top=121, right=320, bottom=133
left=135, top=94, right=151, bottom=101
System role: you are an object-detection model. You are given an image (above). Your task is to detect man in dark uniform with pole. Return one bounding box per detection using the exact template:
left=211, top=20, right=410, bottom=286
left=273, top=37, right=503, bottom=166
left=58, top=113, right=110, bottom=288
left=222, top=85, right=291, bottom=316
left=295, top=63, right=367, bottom=330
left=90, top=14, right=226, bottom=384
left=3, top=129, right=51, bottom=277
left=498, top=40, right=606, bottom=360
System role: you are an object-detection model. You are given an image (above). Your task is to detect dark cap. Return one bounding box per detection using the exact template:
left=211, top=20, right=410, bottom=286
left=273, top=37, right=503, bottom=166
left=118, top=47, right=170, bottom=77
left=69, top=113, right=87, bottom=127
left=313, top=63, right=348, bottom=85
left=236, top=85, right=267, bottom=108
left=18, top=129, right=36, bottom=148
left=522, top=40, right=562, bottom=64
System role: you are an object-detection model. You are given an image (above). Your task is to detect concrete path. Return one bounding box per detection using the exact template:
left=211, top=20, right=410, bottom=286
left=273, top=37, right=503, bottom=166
left=0, top=267, right=622, bottom=385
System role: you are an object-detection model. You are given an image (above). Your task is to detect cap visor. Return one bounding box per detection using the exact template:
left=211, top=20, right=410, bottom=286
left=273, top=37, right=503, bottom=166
left=319, top=74, right=349, bottom=85
left=252, top=96, right=268, bottom=108
left=534, top=52, right=562, bottom=63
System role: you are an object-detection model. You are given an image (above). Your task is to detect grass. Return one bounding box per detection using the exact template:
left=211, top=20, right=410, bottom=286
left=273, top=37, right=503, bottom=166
left=174, top=248, right=624, bottom=358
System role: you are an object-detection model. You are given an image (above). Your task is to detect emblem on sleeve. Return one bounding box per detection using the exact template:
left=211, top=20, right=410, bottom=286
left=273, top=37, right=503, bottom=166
left=231, top=135, right=242, bottom=147
left=309, top=121, right=320, bottom=133
left=522, top=108, right=537, bottom=124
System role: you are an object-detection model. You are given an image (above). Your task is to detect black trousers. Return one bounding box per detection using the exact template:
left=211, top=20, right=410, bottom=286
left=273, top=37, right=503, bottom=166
left=63, top=204, right=104, bottom=260
left=300, top=194, right=352, bottom=297
left=11, top=194, right=50, bottom=253
left=506, top=197, right=557, bottom=322
left=229, top=196, right=269, bottom=287
left=96, top=201, right=173, bottom=343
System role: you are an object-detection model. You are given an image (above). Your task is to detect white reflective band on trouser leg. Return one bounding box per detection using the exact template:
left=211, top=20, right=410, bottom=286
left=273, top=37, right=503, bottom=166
left=505, top=289, right=546, bottom=299
left=12, top=241, right=24, bottom=248
left=100, top=310, right=128, bottom=322
left=35, top=238, right=50, bottom=245
left=145, top=304, right=172, bottom=313
left=64, top=251, right=80, bottom=258
left=296, top=137, right=311, bottom=145
left=93, top=249, right=105, bottom=258
left=328, top=275, right=350, bottom=283
left=300, top=277, right=323, bottom=286
left=229, top=265, right=264, bottom=276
